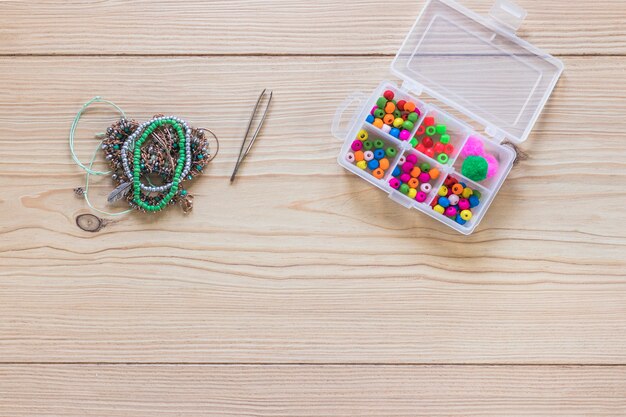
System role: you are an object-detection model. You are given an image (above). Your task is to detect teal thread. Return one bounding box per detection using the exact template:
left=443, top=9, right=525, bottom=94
left=70, top=96, right=133, bottom=217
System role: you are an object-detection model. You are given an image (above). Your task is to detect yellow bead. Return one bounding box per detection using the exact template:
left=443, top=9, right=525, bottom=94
left=393, top=117, right=404, bottom=128
left=438, top=186, right=448, bottom=196
left=433, top=205, right=445, bottom=214
left=460, top=209, right=473, bottom=221
left=356, top=160, right=367, bottom=170
left=407, top=188, right=417, bottom=199
left=357, top=129, right=368, bottom=141
left=462, top=187, right=473, bottom=199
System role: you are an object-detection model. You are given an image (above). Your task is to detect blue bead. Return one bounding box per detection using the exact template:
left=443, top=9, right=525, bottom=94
left=367, top=159, right=379, bottom=170
left=390, top=128, right=400, bottom=138
left=366, top=115, right=375, bottom=124
left=392, top=166, right=401, bottom=177
left=373, top=149, right=385, bottom=160
left=469, top=195, right=480, bottom=208
left=455, top=214, right=467, bottom=225
left=460, top=182, right=467, bottom=188
left=438, top=197, right=450, bottom=208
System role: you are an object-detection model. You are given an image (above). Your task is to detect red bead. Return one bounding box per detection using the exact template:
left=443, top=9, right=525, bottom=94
left=397, top=100, right=406, bottom=111
left=425, top=148, right=435, bottom=158
left=423, top=116, right=435, bottom=126
left=383, top=90, right=394, bottom=100
left=444, top=144, right=454, bottom=155
left=415, top=125, right=425, bottom=136
left=416, top=143, right=426, bottom=153
left=422, top=137, right=434, bottom=148
left=434, top=142, right=444, bottom=154
left=444, top=176, right=458, bottom=187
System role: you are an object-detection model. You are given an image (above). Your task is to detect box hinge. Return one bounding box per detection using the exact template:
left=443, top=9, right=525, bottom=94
left=489, top=0, right=527, bottom=33
left=485, top=125, right=506, bottom=142
left=401, top=80, right=424, bottom=96
left=388, top=190, right=414, bottom=209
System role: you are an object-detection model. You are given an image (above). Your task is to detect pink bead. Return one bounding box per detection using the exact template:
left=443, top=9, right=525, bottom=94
left=401, top=162, right=414, bottom=173
left=363, top=150, right=374, bottom=161
left=351, top=140, right=363, bottom=151
left=461, top=136, right=485, bottom=158
left=389, top=178, right=400, bottom=189
left=458, top=199, right=470, bottom=210
left=406, top=154, right=417, bottom=164
left=399, top=129, right=411, bottom=141
left=382, top=124, right=391, bottom=134
left=415, top=191, right=427, bottom=203
left=445, top=206, right=457, bottom=217
left=485, top=153, right=499, bottom=178
left=400, top=173, right=411, bottom=183
left=398, top=155, right=406, bottom=164
left=448, top=194, right=460, bottom=205
left=420, top=183, right=432, bottom=193
left=345, top=152, right=355, bottom=162
left=418, top=172, right=431, bottom=183
left=370, top=106, right=378, bottom=115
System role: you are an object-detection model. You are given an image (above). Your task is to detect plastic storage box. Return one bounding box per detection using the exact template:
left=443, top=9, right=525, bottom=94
left=332, top=0, right=563, bottom=234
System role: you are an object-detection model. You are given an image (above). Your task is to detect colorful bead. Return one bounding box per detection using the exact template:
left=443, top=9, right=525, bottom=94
left=356, top=160, right=367, bottom=170
left=383, top=114, right=395, bottom=125
left=399, top=130, right=411, bottom=141
left=386, top=147, right=397, bottom=158
left=461, top=187, right=473, bottom=198
left=376, top=97, right=387, bottom=108
left=407, top=188, right=417, bottom=199
left=379, top=158, right=390, bottom=170
left=438, top=196, right=450, bottom=208
left=406, top=154, right=417, bottom=164
left=404, top=101, right=416, bottom=112
left=397, top=100, right=406, bottom=111
left=366, top=115, right=375, bottom=124
left=373, top=118, right=383, bottom=128
left=455, top=214, right=467, bottom=225
left=422, top=137, right=433, bottom=148
left=445, top=206, right=457, bottom=217
left=420, top=162, right=430, bottom=172
left=382, top=124, right=391, bottom=134
left=448, top=194, right=460, bottom=205
left=469, top=195, right=480, bottom=208
left=389, top=178, right=400, bottom=189
left=351, top=140, right=363, bottom=151
left=374, top=109, right=385, bottom=119
left=451, top=183, right=464, bottom=195
left=458, top=198, right=470, bottom=210
left=410, top=166, right=421, bottom=177
left=408, top=178, right=419, bottom=189
left=357, top=130, right=368, bottom=141
left=383, top=90, right=394, bottom=100
left=372, top=168, right=385, bottom=179
left=437, top=153, right=449, bottom=164
left=402, top=162, right=414, bottom=173
left=415, top=191, right=427, bottom=203
left=423, top=116, right=435, bottom=126
left=399, top=173, right=411, bottom=183
left=363, top=140, right=373, bottom=150
left=374, top=139, right=385, bottom=149
left=440, top=134, right=450, bottom=144
left=398, top=155, right=406, bottom=164
left=436, top=124, right=446, bottom=134
left=408, top=112, right=418, bottom=123
left=425, top=126, right=436, bottom=136
left=433, top=204, right=445, bottom=214
left=418, top=172, right=431, bottom=183
left=438, top=186, right=448, bottom=196
left=460, top=210, right=472, bottom=221
left=393, top=117, right=404, bottom=128
left=374, top=149, right=385, bottom=160
left=429, top=168, right=440, bottom=179
left=400, top=183, right=410, bottom=194
left=354, top=150, right=364, bottom=162
left=392, top=166, right=401, bottom=177
left=416, top=125, right=425, bottom=136
left=402, top=120, right=414, bottom=131
left=390, top=128, right=400, bottom=138
left=420, top=183, right=432, bottom=193
left=363, top=150, right=374, bottom=161
left=345, top=152, right=355, bottom=162
left=367, top=159, right=379, bottom=170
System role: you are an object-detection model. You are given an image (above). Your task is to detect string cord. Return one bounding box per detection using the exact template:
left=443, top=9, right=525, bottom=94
left=70, top=96, right=133, bottom=217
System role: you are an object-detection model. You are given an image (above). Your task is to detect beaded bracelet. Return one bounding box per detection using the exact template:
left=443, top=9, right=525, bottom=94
left=70, top=97, right=218, bottom=215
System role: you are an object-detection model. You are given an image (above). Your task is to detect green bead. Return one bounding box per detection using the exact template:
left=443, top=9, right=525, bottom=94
left=376, top=97, right=387, bottom=108
left=407, top=112, right=419, bottom=123
left=373, top=139, right=384, bottom=149
left=440, top=134, right=450, bottom=144
left=437, top=153, right=449, bottom=164
left=409, top=138, right=418, bottom=147
left=425, top=126, right=436, bottom=136
left=399, top=183, right=410, bottom=194
left=402, top=120, right=414, bottom=131
left=436, top=124, right=446, bottom=134
left=386, top=147, right=397, bottom=158
left=420, top=162, right=430, bottom=172
left=393, top=110, right=402, bottom=119
left=362, top=140, right=373, bottom=150
left=180, top=190, right=188, bottom=196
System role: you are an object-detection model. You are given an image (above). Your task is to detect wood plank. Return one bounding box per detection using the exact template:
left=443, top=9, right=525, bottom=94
left=1, top=365, right=625, bottom=416
left=0, top=0, right=623, bottom=56
left=0, top=56, right=625, bottom=363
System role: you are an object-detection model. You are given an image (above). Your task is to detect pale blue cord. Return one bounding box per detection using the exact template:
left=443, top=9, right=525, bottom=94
left=70, top=96, right=133, bottom=216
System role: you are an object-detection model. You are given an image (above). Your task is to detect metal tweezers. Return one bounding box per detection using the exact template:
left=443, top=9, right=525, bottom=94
left=230, top=89, right=273, bottom=183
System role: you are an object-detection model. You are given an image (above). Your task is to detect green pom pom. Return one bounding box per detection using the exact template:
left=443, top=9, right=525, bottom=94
left=461, top=156, right=488, bottom=182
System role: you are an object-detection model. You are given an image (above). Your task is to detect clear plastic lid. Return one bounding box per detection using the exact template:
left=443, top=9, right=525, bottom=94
left=392, top=0, right=564, bottom=143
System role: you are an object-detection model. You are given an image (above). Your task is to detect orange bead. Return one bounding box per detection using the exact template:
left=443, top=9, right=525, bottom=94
left=372, top=168, right=385, bottom=179
left=373, top=118, right=384, bottom=128
left=429, top=168, right=440, bottom=179
left=354, top=150, right=364, bottom=161
left=383, top=113, right=395, bottom=125
left=410, top=166, right=422, bottom=178
left=384, top=102, right=396, bottom=114
left=408, top=178, right=419, bottom=189
left=404, top=101, right=416, bottom=112
left=379, top=158, right=390, bottom=170
left=452, top=183, right=464, bottom=195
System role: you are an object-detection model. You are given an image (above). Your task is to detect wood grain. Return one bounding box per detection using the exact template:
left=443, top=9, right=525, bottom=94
left=0, top=0, right=624, bottom=56
left=1, top=365, right=625, bottom=416
left=0, top=56, right=625, bottom=363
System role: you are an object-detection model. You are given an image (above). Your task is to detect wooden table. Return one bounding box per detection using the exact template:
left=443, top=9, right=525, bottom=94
left=1, top=0, right=625, bottom=415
